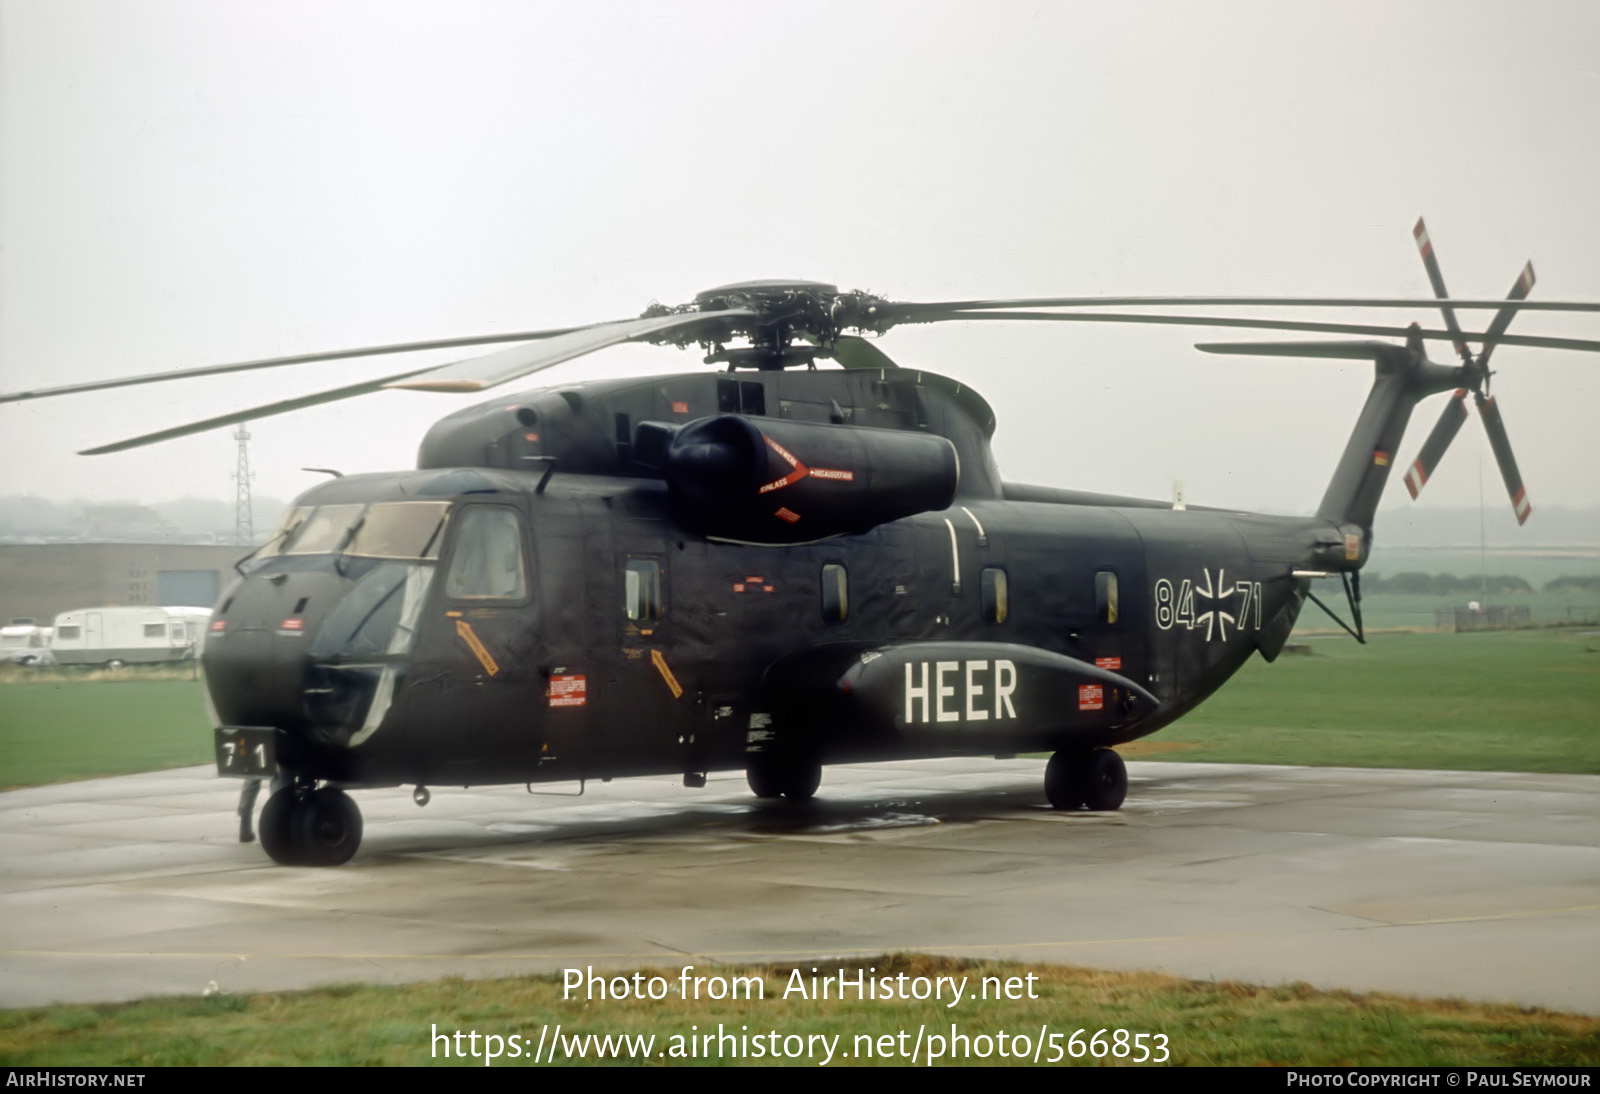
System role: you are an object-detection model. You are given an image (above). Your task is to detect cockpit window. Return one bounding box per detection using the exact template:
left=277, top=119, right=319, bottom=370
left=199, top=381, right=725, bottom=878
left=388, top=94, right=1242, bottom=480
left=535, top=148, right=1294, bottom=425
left=346, top=502, right=450, bottom=560
left=255, top=507, right=312, bottom=559
left=284, top=505, right=365, bottom=556
left=265, top=502, right=451, bottom=560
left=445, top=507, right=527, bottom=600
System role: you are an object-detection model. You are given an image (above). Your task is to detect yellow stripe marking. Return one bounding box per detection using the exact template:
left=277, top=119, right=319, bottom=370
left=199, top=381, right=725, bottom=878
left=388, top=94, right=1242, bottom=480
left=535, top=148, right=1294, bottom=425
left=651, top=649, right=683, bottom=699
left=455, top=619, right=500, bottom=676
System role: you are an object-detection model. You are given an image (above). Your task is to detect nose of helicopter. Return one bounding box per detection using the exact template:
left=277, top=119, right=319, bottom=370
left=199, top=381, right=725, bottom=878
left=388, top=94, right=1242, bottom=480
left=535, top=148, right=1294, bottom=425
left=203, top=568, right=350, bottom=735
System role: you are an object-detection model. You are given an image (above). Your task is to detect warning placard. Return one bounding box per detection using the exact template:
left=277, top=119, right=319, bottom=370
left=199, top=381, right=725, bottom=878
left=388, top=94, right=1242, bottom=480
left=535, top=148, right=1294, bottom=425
left=1078, top=684, right=1104, bottom=711
left=550, top=674, right=587, bottom=708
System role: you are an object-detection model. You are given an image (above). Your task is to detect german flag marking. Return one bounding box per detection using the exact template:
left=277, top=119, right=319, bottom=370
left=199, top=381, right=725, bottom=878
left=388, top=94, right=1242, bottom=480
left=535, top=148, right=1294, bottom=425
left=1373, top=450, right=1391, bottom=467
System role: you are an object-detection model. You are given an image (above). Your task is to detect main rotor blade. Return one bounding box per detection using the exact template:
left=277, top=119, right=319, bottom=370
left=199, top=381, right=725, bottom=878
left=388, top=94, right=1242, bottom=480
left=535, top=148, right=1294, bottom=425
left=1412, top=218, right=1474, bottom=367
left=1478, top=262, right=1537, bottom=369
left=917, top=310, right=1600, bottom=353
left=879, top=295, right=1600, bottom=319
left=1196, top=339, right=1415, bottom=363
left=827, top=335, right=901, bottom=371
left=79, top=364, right=441, bottom=455
left=1476, top=395, right=1531, bottom=525
left=0, top=327, right=586, bottom=406
left=1403, top=390, right=1471, bottom=499
left=386, top=308, right=756, bottom=392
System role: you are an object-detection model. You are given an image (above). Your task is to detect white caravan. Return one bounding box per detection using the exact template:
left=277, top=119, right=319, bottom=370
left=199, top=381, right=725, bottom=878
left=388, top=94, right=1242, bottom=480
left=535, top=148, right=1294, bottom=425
left=49, top=606, right=211, bottom=667
left=1, top=623, right=54, bottom=665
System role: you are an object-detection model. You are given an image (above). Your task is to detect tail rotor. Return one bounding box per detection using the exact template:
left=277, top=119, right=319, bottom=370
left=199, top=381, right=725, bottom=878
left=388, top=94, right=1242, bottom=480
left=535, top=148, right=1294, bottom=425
left=1403, top=219, right=1537, bottom=524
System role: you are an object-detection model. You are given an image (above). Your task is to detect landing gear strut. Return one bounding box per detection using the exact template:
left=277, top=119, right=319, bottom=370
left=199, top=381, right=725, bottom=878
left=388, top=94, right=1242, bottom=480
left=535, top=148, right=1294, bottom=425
left=259, top=785, right=363, bottom=866
left=746, top=752, right=822, bottom=801
left=1044, top=748, right=1127, bottom=812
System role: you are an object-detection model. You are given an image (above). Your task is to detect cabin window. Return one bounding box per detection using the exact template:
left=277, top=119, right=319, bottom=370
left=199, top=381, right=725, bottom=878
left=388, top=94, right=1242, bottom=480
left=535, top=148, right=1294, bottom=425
left=820, top=563, right=848, bottom=624
left=624, top=559, right=661, bottom=621
left=982, top=567, right=1009, bottom=624
left=740, top=380, right=766, bottom=416
left=1095, top=570, right=1119, bottom=625
left=445, top=507, right=527, bottom=600
left=56, top=625, right=81, bottom=640
left=715, top=378, right=766, bottom=415
left=143, top=623, right=166, bottom=638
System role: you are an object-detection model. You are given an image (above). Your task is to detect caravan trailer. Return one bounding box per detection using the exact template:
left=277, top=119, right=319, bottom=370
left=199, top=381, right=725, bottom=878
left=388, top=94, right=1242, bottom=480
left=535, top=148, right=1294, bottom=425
left=1, top=622, right=54, bottom=665
left=50, top=606, right=211, bottom=667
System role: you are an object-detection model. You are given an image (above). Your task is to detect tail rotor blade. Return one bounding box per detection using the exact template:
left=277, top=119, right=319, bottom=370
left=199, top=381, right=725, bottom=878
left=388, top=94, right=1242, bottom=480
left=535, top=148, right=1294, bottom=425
left=1404, top=390, right=1471, bottom=499
left=1476, top=394, right=1532, bottom=524
left=1412, top=218, right=1474, bottom=367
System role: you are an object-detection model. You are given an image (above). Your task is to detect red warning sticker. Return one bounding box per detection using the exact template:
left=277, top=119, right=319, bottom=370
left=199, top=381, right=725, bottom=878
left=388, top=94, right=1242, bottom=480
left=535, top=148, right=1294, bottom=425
left=775, top=507, right=800, bottom=523
left=1094, top=656, right=1121, bottom=671
left=733, top=582, right=746, bottom=593
left=671, top=401, right=689, bottom=414
left=1078, top=684, right=1104, bottom=711
left=550, top=675, right=587, bottom=708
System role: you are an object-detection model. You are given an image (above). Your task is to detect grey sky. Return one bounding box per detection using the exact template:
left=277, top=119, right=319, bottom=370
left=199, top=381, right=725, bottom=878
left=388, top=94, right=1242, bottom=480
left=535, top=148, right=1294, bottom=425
left=3, top=1, right=1597, bottom=525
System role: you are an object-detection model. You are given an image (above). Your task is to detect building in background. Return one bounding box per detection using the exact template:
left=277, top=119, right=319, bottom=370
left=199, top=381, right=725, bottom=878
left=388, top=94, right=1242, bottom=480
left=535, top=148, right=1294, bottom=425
left=0, top=543, right=247, bottom=625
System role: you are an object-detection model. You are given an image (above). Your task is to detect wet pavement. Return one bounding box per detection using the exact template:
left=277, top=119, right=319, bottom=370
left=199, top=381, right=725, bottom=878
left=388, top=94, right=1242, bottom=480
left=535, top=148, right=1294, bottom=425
left=2, top=758, right=1597, bottom=1012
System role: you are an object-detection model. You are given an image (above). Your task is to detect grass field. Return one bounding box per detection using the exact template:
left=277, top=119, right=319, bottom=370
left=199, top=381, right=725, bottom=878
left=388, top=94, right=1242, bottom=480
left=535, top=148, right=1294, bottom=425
left=0, top=670, right=212, bottom=789
left=1148, top=626, right=1600, bottom=773
left=2, top=627, right=1598, bottom=789
left=2, top=955, right=1596, bottom=1067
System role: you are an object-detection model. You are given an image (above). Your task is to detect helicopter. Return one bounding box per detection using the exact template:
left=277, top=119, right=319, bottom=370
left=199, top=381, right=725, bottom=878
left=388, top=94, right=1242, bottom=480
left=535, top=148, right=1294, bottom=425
left=4, top=219, right=1596, bottom=866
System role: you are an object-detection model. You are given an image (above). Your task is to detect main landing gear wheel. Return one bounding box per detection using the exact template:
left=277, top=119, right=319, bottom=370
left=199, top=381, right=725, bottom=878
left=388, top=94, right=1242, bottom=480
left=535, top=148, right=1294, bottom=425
left=258, top=786, right=364, bottom=866
left=746, top=753, right=822, bottom=802
left=1044, top=748, right=1127, bottom=812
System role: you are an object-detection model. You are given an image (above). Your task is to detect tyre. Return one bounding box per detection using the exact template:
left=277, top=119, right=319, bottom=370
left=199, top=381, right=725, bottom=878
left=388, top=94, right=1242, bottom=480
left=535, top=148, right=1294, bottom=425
left=258, top=787, right=301, bottom=865
left=105, top=659, right=126, bottom=670
left=1044, top=751, right=1083, bottom=810
left=291, top=788, right=363, bottom=866
left=782, top=758, right=822, bottom=801
left=1077, top=748, right=1127, bottom=812
left=746, top=758, right=785, bottom=799
left=746, top=753, right=821, bottom=801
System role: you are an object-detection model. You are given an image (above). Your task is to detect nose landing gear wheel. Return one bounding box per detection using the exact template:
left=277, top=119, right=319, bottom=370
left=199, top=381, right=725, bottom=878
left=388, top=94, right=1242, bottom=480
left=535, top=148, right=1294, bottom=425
left=1044, top=748, right=1127, bottom=812
left=258, top=786, right=363, bottom=866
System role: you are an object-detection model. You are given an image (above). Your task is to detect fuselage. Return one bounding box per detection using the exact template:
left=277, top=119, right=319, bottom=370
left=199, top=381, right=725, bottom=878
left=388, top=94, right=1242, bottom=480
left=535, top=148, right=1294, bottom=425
left=202, top=464, right=1331, bottom=788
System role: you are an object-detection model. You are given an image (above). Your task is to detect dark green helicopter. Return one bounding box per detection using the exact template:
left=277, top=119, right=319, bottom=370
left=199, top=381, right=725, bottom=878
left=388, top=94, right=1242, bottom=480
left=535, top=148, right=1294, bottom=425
left=6, top=220, right=1596, bottom=866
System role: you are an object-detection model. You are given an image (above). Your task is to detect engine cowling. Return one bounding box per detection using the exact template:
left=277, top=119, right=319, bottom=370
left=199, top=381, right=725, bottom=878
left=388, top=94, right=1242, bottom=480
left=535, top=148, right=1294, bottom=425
left=636, top=415, right=959, bottom=543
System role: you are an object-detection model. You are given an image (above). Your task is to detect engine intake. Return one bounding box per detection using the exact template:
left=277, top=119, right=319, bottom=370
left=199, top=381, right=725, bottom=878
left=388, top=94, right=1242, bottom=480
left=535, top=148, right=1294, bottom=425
left=636, top=415, right=959, bottom=543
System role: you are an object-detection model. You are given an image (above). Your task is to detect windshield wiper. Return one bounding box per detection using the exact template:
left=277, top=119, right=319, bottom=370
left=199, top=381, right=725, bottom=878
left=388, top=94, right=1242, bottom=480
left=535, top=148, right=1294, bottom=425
left=331, top=516, right=366, bottom=577
left=234, top=519, right=302, bottom=576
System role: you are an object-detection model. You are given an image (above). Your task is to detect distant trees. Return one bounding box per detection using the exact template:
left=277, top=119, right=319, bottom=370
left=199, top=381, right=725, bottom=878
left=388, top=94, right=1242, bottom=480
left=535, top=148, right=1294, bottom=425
left=1545, top=575, right=1600, bottom=595
left=1359, top=572, right=1600, bottom=596
left=1362, top=572, right=1534, bottom=595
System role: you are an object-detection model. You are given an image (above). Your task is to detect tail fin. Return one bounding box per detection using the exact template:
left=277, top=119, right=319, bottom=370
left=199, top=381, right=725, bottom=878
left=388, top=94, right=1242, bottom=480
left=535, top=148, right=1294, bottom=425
left=1197, top=327, right=1463, bottom=533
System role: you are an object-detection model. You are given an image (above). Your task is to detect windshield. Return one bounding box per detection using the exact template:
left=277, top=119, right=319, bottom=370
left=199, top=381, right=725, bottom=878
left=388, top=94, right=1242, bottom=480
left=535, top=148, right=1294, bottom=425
left=261, top=501, right=452, bottom=561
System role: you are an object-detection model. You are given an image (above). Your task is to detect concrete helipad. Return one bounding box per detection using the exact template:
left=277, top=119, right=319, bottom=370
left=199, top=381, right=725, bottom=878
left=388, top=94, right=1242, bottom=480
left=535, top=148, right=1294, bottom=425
left=1, top=759, right=1597, bottom=1012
